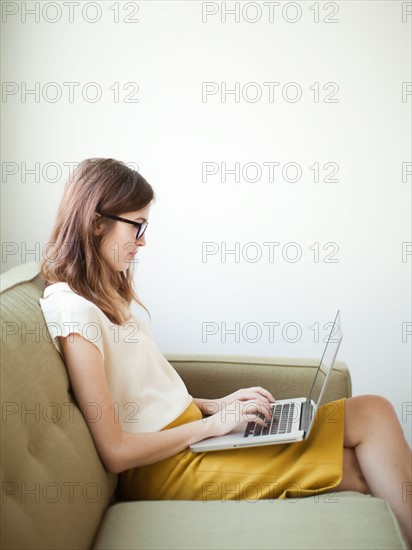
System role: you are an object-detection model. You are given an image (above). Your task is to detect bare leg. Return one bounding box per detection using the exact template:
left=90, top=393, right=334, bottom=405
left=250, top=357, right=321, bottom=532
left=335, top=447, right=370, bottom=494
left=335, top=395, right=412, bottom=547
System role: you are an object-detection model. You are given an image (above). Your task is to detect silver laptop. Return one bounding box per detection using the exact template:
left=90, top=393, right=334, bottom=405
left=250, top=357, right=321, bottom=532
left=190, top=310, right=343, bottom=452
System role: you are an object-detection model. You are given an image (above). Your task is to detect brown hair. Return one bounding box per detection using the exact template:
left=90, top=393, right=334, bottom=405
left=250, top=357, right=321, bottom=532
left=40, top=158, right=155, bottom=325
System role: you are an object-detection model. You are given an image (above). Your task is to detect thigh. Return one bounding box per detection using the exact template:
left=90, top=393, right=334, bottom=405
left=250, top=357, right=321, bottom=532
left=334, top=447, right=370, bottom=494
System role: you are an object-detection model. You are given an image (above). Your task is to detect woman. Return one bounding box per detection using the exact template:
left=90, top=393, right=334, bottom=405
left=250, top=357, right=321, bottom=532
left=39, top=158, right=411, bottom=546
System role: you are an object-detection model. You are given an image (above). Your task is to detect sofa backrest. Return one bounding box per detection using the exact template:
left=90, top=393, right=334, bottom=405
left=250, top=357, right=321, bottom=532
left=167, top=354, right=352, bottom=405
left=1, top=262, right=117, bottom=550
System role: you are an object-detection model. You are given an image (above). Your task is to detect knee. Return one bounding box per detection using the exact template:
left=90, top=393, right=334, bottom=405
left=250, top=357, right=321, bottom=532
left=351, top=394, right=398, bottom=425
left=364, top=394, right=395, bottom=415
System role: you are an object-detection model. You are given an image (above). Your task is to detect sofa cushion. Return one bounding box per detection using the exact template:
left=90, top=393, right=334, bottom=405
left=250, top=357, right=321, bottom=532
left=1, top=262, right=117, bottom=550
left=93, top=492, right=407, bottom=550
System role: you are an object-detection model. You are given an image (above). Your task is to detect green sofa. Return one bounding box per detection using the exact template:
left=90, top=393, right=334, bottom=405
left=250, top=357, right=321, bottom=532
left=1, top=262, right=408, bottom=549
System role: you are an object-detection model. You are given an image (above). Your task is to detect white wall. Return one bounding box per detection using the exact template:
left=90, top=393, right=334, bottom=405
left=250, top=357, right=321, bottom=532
left=1, top=1, right=411, bottom=444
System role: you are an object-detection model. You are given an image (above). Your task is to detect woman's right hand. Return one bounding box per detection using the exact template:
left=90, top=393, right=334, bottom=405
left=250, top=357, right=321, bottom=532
left=205, top=398, right=273, bottom=437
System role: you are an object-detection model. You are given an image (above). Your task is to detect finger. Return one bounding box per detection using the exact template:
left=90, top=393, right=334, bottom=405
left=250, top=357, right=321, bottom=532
left=248, top=411, right=270, bottom=427
left=242, top=400, right=272, bottom=421
left=236, top=392, right=266, bottom=403
left=253, top=414, right=268, bottom=427
left=253, top=387, right=276, bottom=403
left=238, top=390, right=275, bottom=404
left=251, top=400, right=273, bottom=417
left=238, top=387, right=275, bottom=405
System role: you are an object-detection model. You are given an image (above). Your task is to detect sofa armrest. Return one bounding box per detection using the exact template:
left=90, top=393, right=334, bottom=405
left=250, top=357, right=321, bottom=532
left=165, top=354, right=352, bottom=405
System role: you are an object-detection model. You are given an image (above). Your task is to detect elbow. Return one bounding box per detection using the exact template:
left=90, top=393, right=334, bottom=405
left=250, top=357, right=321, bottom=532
left=106, top=459, right=125, bottom=475
left=99, top=441, right=128, bottom=475
left=102, top=444, right=150, bottom=474
left=95, top=431, right=149, bottom=473
left=103, top=454, right=122, bottom=475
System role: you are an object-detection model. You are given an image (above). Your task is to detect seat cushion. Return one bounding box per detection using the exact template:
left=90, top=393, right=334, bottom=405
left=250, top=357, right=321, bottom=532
left=93, top=492, right=407, bottom=550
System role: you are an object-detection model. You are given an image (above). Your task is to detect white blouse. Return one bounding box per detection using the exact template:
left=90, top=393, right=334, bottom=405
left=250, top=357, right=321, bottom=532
left=39, top=282, right=193, bottom=433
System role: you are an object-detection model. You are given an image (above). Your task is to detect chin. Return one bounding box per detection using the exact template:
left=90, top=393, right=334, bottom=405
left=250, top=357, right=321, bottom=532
left=122, top=259, right=136, bottom=271
left=109, top=261, right=131, bottom=273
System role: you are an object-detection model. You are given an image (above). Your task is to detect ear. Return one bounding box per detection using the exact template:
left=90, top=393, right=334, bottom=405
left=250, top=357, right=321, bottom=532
left=93, top=212, right=103, bottom=236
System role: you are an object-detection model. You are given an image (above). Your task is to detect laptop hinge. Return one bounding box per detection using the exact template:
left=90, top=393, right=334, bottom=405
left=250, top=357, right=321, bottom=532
left=299, top=401, right=313, bottom=432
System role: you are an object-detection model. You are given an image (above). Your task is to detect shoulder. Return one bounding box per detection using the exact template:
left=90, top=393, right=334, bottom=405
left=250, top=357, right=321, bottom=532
left=39, top=282, right=108, bottom=358
left=39, top=282, right=107, bottom=324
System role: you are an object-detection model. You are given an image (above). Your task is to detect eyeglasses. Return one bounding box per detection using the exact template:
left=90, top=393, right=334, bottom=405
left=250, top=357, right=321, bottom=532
left=97, top=213, right=148, bottom=240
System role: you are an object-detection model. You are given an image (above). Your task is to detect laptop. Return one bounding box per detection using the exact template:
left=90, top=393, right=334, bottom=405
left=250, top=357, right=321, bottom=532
left=190, top=310, right=343, bottom=452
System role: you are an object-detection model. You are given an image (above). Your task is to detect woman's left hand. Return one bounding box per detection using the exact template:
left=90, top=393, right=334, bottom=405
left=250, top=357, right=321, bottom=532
left=199, top=387, right=275, bottom=416
left=220, top=387, right=276, bottom=409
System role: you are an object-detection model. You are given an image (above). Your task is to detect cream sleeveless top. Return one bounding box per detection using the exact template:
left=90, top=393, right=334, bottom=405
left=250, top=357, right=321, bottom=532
left=39, top=282, right=193, bottom=433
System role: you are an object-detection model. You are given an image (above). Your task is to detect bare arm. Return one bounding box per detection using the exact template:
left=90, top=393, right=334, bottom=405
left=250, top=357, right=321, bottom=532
left=193, top=397, right=220, bottom=415
left=59, top=333, right=272, bottom=474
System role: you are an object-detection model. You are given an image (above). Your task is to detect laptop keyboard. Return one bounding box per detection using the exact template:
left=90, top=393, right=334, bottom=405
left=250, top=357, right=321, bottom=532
left=244, top=402, right=297, bottom=438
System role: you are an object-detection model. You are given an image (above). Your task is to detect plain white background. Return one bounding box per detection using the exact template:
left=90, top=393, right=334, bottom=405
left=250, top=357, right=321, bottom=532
left=1, top=1, right=411, bottom=444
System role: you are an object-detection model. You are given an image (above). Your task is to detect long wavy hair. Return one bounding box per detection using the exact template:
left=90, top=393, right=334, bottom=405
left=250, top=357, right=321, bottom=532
left=40, top=158, right=155, bottom=325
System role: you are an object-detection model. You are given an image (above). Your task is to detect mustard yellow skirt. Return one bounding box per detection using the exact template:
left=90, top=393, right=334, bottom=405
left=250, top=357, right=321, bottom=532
left=119, top=399, right=345, bottom=501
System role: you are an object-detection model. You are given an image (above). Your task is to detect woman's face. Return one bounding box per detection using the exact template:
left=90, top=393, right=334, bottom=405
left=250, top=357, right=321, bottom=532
left=98, top=203, right=151, bottom=272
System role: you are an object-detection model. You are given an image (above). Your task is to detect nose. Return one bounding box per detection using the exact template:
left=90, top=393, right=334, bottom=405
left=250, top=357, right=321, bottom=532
left=136, top=233, right=146, bottom=246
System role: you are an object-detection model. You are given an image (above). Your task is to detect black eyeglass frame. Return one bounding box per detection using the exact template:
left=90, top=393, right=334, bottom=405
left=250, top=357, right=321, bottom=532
left=97, top=212, right=148, bottom=240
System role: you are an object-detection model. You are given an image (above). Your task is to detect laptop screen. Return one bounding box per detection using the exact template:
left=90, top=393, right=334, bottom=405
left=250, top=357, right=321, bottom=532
left=307, top=311, right=343, bottom=406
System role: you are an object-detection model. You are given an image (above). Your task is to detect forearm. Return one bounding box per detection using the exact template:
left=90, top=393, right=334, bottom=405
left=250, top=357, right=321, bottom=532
left=110, top=416, right=214, bottom=473
left=193, top=397, right=221, bottom=415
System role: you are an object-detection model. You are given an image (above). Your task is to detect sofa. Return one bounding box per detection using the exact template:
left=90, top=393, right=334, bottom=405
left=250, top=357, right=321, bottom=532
left=1, top=261, right=408, bottom=550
